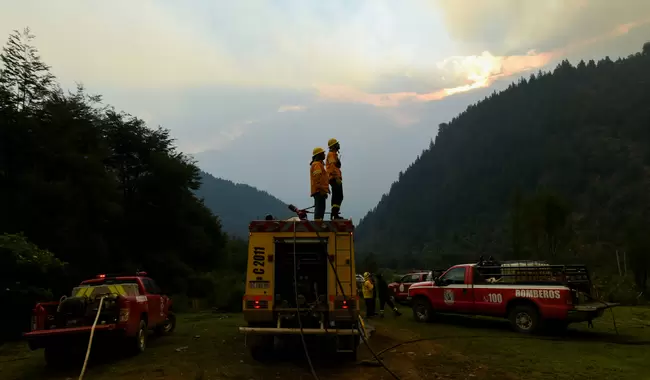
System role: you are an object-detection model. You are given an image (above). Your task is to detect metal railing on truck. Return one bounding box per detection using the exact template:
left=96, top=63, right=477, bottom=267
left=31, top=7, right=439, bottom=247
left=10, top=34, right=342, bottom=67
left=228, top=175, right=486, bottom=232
left=474, top=262, right=592, bottom=292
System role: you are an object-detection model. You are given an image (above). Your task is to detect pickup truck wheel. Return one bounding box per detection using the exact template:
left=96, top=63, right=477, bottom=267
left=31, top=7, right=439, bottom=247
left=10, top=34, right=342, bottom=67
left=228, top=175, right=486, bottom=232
left=412, top=298, right=432, bottom=323
left=131, top=320, right=148, bottom=354
left=155, top=313, right=176, bottom=336
left=509, top=305, right=539, bottom=334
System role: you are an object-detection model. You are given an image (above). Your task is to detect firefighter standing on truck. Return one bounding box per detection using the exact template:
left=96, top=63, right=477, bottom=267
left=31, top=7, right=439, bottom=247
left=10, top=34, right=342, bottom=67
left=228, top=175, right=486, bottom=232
left=326, top=138, right=343, bottom=220
left=310, top=147, right=329, bottom=221
left=362, top=272, right=376, bottom=318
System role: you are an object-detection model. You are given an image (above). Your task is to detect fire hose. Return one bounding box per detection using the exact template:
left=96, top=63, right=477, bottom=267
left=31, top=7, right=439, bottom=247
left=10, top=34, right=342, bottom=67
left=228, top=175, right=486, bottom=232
left=78, top=296, right=105, bottom=380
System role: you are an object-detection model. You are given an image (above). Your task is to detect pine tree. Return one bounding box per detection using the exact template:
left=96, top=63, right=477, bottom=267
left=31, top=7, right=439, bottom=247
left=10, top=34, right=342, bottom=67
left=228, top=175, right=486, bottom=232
left=0, top=27, right=55, bottom=110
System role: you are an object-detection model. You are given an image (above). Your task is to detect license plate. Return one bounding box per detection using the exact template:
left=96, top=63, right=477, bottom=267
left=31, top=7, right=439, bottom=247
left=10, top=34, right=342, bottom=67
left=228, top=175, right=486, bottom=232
left=249, top=281, right=270, bottom=289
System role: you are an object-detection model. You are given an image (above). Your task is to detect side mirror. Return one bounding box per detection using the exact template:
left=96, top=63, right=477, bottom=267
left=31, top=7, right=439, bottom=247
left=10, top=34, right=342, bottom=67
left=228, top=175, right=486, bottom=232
left=436, top=278, right=449, bottom=286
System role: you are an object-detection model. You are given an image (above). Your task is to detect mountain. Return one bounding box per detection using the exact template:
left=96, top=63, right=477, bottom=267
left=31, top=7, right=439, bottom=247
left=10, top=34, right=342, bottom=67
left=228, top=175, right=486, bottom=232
left=196, top=171, right=289, bottom=237
left=356, top=44, right=650, bottom=292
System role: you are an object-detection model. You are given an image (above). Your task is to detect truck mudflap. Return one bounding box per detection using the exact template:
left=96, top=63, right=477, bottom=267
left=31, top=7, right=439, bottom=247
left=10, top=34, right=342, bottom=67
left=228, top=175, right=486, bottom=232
left=567, top=302, right=619, bottom=322
left=238, top=326, right=360, bottom=335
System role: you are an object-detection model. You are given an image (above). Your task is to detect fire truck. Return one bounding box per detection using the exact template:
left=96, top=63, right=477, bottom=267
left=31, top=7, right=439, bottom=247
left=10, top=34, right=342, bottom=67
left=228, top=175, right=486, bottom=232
left=408, top=258, right=618, bottom=333
left=24, top=272, right=175, bottom=366
left=238, top=206, right=366, bottom=361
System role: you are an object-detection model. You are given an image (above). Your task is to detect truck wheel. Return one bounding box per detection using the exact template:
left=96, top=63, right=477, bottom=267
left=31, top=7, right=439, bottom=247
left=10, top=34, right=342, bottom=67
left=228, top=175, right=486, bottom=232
left=412, top=298, right=433, bottom=323
left=132, top=320, right=148, bottom=354
left=508, top=305, right=540, bottom=334
left=155, top=313, right=176, bottom=336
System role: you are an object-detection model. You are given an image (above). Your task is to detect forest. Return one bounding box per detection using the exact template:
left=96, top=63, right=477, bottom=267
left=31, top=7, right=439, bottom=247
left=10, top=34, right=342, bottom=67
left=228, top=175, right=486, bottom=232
left=0, top=28, right=247, bottom=340
left=356, top=42, right=650, bottom=303
left=195, top=171, right=288, bottom=238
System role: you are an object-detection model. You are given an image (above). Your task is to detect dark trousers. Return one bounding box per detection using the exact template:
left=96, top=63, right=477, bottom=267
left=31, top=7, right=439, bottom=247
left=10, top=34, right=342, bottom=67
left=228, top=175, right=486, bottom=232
left=330, top=180, right=344, bottom=215
left=364, top=298, right=376, bottom=316
left=379, top=295, right=396, bottom=311
left=312, top=193, right=326, bottom=220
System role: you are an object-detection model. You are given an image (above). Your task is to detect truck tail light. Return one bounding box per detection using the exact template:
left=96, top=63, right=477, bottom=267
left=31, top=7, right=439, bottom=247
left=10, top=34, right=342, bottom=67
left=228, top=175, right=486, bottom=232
left=334, top=299, right=355, bottom=310
left=245, top=300, right=269, bottom=309
left=119, top=308, right=130, bottom=323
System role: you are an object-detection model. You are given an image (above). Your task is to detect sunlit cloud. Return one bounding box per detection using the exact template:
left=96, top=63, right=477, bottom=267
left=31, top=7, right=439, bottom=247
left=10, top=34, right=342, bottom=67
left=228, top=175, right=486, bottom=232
left=316, top=18, right=649, bottom=107
left=277, top=105, right=306, bottom=113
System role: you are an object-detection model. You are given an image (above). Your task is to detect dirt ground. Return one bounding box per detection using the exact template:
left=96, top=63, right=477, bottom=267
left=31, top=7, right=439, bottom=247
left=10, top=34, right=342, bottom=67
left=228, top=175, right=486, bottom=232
left=1, top=307, right=649, bottom=380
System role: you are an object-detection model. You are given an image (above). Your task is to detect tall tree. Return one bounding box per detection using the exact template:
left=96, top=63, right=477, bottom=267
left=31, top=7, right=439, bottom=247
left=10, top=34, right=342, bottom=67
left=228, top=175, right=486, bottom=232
left=0, top=27, right=55, bottom=110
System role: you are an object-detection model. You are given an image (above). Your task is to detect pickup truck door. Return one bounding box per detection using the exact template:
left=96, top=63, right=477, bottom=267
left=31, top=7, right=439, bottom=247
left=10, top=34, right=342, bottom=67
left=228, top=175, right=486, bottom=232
left=431, top=267, right=474, bottom=313
left=142, top=278, right=163, bottom=327
left=395, top=274, right=421, bottom=300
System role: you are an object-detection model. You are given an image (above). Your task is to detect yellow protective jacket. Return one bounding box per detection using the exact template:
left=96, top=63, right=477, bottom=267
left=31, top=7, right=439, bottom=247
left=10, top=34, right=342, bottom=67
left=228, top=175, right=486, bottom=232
left=326, top=151, right=342, bottom=182
left=362, top=279, right=374, bottom=299
left=310, top=160, right=330, bottom=196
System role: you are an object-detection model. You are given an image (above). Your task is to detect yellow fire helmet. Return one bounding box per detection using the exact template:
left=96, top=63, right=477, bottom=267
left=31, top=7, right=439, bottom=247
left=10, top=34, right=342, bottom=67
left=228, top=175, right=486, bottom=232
left=363, top=272, right=370, bottom=278
left=328, top=138, right=339, bottom=148
left=312, top=147, right=325, bottom=157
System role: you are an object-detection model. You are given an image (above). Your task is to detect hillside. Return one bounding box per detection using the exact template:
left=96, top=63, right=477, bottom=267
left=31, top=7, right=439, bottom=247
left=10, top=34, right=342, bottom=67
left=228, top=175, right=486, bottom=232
left=195, top=171, right=289, bottom=238
left=356, top=44, right=650, bottom=292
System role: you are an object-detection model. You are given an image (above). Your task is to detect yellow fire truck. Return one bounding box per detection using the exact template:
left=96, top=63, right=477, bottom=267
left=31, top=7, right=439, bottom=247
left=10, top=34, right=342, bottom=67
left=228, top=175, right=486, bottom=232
left=238, top=209, right=364, bottom=360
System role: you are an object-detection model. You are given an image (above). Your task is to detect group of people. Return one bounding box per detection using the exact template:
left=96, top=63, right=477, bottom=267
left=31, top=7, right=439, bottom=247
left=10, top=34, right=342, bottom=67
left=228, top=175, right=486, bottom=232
left=310, top=138, right=344, bottom=220
left=361, top=272, right=402, bottom=318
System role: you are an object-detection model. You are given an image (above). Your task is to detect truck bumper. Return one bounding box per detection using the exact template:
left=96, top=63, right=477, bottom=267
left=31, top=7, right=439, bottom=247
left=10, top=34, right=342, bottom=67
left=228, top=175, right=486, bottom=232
left=238, top=326, right=360, bottom=335
left=567, top=302, right=619, bottom=323
left=24, top=324, right=123, bottom=350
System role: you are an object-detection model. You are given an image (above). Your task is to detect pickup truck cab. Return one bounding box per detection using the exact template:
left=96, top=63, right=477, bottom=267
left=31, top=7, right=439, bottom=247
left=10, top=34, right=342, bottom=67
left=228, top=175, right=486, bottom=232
left=408, top=261, right=617, bottom=333
left=388, top=271, right=430, bottom=303
left=24, top=272, right=175, bottom=366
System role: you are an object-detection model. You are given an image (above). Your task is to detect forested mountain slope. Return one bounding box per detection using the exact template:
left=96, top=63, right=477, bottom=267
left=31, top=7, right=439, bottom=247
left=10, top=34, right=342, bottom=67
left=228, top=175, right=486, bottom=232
left=195, top=171, right=289, bottom=238
left=356, top=44, right=650, bottom=292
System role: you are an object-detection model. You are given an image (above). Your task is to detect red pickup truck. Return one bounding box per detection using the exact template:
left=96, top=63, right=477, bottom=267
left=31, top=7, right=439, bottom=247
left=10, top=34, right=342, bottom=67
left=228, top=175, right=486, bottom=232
left=24, top=272, right=176, bottom=366
left=388, top=271, right=430, bottom=304
left=408, top=260, right=617, bottom=333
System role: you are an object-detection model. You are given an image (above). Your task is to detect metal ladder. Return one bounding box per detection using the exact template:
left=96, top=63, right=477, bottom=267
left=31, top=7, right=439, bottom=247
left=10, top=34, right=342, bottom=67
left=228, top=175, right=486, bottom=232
left=333, top=231, right=356, bottom=353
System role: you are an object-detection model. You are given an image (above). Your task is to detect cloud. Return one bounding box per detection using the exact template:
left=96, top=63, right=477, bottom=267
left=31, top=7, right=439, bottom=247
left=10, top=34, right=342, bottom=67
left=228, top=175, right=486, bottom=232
left=278, top=105, right=307, bottom=113
left=186, top=120, right=257, bottom=154
left=314, top=18, right=648, bottom=107
left=432, top=0, right=650, bottom=54
left=0, top=0, right=457, bottom=90
left=315, top=50, right=553, bottom=107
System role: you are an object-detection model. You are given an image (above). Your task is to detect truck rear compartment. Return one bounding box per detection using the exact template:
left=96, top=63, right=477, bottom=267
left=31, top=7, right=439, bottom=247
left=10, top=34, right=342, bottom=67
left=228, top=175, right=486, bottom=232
left=274, top=238, right=329, bottom=310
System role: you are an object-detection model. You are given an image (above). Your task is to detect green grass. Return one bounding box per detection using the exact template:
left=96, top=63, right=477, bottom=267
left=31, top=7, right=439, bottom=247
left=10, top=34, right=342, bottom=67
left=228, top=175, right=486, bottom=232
left=369, top=306, right=650, bottom=380
left=0, top=307, right=648, bottom=379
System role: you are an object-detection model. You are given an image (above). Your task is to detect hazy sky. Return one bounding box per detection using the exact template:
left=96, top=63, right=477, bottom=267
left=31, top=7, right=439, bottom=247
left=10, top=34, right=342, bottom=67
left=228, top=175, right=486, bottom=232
left=2, top=0, right=649, bottom=221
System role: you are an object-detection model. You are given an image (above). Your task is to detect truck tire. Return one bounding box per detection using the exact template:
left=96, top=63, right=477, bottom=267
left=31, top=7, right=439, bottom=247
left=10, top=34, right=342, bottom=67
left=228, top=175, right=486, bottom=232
left=508, top=305, right=540, bottom=334
left=155, top=312, right=176, bottom=336
left=131, top=320, right=148, bottom=354
left=412, top=297, right=433, bottom=323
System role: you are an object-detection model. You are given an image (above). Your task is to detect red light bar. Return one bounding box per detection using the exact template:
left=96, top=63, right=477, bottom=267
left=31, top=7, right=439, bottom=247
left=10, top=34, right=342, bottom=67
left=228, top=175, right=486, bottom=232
left=136, top=271, right=148, bottom=276
left=97, top=274, right=106, bottom=278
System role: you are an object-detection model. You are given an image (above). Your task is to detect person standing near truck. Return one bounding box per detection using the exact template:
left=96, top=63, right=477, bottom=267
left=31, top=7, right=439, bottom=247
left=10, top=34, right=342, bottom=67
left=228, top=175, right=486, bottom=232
left=375, top=273, right=402, bottom=318
left=326, top=138, right=343, bottom=220
left=310, top=147, right=329, bottom=221
left=362, top=272, right=376, bottom=318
